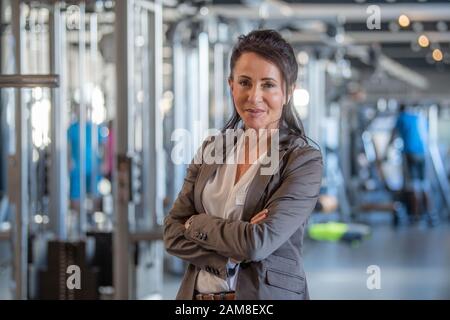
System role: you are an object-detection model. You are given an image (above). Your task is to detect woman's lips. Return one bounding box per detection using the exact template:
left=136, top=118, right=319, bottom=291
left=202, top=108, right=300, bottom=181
left=245, top=108, right=265, bottom=118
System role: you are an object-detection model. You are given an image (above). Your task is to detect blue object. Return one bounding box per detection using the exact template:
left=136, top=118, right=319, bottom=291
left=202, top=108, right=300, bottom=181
left=68, top=121, right=106, bottom=200
left=395, top=111, right=427, bottom=156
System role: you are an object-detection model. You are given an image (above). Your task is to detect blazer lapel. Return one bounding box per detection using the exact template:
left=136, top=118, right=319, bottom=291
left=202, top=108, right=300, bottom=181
left=194, top=162, right=219, bottom=214
left=193, top=127, right=296, bottom=219
left=193, top=131, right=237, bottom=214
left=241, top=128, right=294, bottom=222
left=241, top=148, right=289, bottom=222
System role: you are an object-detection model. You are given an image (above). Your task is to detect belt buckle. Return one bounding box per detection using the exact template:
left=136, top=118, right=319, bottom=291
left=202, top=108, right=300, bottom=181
left=205, top=293, right=215, bottom=300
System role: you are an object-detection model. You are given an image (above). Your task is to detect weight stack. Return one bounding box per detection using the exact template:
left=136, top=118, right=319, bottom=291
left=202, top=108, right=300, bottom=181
left=38, top=240, right=99, bottom=300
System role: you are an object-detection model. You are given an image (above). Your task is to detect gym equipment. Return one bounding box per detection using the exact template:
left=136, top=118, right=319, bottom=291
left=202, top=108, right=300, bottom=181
left=38, top=240, right=98, bottom=300
left=308, top=222, right=371, bottom=245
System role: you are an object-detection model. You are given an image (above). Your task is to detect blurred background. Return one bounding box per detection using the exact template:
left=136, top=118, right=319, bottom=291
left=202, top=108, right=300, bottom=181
left=0, top=0, right=449, bottom=300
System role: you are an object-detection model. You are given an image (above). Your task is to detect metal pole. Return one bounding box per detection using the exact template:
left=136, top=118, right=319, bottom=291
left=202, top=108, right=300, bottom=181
left=188, top=49, right=199, bottom=144
left=307, top=58, right=326, bottom=147
left=49, top=1, right=68, bottom=240
left=141, top=8, right=151, bottom=229
left=0, top=74, right=59, bottom=88
left=198, top=32, right=209, bottom=130
left=78, top=1, right=86, bottom=237
left=147, top=0, right=164, bottom=227
left=172, top=33, right=187, bottom=198
left=9, top=0, right=28, bottom=300
left=213, top=42, right=224, bottom=129
left=90, top=12, right=98, bottom=210
left=147, top=0, right=164, bottom=298
left=114, top=0, right=134, bottom=299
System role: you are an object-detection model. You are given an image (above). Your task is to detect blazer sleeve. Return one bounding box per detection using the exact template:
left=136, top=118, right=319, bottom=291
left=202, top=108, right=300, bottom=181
left=183, top=146, right=323, bottom=262
left=163, top=139, right=229, bottom=280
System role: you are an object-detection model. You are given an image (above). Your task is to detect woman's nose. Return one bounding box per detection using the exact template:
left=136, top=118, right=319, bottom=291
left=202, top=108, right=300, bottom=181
left=247, top=86, right=263, bottom=104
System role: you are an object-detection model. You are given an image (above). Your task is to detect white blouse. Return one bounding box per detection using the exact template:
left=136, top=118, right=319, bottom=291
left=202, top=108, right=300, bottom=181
left=194, top=132, right=267, bottom=294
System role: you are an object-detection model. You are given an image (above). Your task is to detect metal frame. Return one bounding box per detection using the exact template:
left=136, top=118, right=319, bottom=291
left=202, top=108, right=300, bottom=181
left=171, top=22, right=210, bottom=201
left=89, top=11, right=99, bottom=221
left=172, top=23, right=187, bottom=202
left=0, top=74, right=59, bottom=87
left=8, top=0, right=29, bottom=300
left=144, top=0, right=164, bottom=299
left=213, top=42, right=225, bottom=129
left=49, top=1, right=68, bottom=240
left=306, top=58, right=326, bottom=148
left=208, top=4, right=450, bottom=22
left=1, top=0, right=66, bottom=300
left=114, top=0, right=134, bottom=300
left=198, top=32, right=209, bottom=130
left=114, top=0, right=164, bottom=300
left=78, top=1, right=87, bottom=237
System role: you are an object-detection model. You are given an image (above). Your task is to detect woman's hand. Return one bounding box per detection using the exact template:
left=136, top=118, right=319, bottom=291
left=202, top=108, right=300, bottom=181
left=250, top=209, right=268, bottom=224
left=229, top=209, right=268, bottom=264
left=184, top=215, right=196, bottom=230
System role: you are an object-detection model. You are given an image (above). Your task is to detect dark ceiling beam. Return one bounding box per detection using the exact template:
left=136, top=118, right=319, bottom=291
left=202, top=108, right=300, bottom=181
left=208, top=4, right=450, bottom=22
left=284, top=31, right=450, bottom=44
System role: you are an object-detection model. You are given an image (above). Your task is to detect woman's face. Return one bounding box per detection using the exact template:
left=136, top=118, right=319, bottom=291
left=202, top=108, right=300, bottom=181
left=229, top=52, right=289, bottom=130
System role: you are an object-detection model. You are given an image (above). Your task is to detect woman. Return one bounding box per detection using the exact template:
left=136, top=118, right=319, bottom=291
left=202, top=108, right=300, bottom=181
left=164, top=30, right=323, bottom=300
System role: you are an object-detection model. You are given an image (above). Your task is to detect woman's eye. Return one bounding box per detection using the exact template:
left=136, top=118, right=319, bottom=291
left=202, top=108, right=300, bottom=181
left=263, top=83, right=275, bottom=88
left=239, top=80, right=250, bottom=87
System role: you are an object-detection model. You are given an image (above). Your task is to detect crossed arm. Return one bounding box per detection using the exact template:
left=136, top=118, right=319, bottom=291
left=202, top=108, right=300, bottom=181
left=163, top=143, right=231, bottom=279
left=163, top=145, right=322, bottom=276
left=162, top=150, right=267, bottom=278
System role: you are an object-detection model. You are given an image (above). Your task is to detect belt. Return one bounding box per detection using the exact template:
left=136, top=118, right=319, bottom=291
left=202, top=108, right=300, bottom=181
left=194, top=291, right=236, bottom=300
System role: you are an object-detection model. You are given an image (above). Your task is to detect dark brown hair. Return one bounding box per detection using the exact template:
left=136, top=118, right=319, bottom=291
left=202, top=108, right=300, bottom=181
left=223, top=29, right=307, bottom=141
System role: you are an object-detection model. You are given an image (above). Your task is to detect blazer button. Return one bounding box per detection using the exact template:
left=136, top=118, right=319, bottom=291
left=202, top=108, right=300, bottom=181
left=203, top=234, right=207, bottom=240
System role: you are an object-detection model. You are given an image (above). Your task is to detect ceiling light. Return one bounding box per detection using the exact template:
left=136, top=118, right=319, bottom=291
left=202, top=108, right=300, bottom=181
left=398, top=15, right=410, bottom=28
left=432, top=49, right=443, bottom=62
left=418, top=35, right=429, bottom=48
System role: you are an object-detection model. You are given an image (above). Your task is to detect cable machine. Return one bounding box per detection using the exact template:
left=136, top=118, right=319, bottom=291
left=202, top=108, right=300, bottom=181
left=0, top=0, right=165, bottom=300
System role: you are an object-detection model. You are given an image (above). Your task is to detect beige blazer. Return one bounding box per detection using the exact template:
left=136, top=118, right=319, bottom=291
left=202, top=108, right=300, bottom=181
left=163, top=127, right=323, bottom=299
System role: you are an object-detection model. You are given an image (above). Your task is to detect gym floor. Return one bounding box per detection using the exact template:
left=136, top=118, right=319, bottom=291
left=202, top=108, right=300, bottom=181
left=1, top=217, right=448, bottom=299
left=162, top=218, right=450, bottom=300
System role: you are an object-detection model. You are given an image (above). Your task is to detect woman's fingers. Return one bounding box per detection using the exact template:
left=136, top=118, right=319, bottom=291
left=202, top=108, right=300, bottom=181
left=254, top=209, right=268, bottom=218
left=250, top=209, right=268, bottom=224
left=250, top=211, right=265, bottom=223
left=251, top=215, right=266, bottom=224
